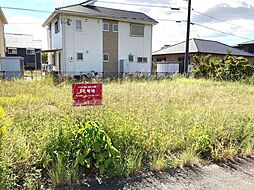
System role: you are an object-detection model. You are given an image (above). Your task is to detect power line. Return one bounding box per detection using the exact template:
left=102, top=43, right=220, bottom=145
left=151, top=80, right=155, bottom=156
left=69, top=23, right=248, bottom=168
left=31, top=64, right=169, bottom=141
left=192, top=8, right=254, bottom=33
left=8, top=23, right=43, bottom=24
left=156, top=19, right=183, bottom=22
left=193, top=22, right=253, bottom=41
left=1, top=6, right=51, bottom=13
left=2, top=4, right=254, bottom=41
left=97, top=0, right=184, bottom=9
left=157, top=19, right=253, bottom=41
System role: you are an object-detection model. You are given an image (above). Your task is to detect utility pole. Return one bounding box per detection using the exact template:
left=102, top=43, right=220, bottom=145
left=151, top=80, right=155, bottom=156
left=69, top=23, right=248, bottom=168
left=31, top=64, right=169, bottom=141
left=184, top=0, right=192, bottom=73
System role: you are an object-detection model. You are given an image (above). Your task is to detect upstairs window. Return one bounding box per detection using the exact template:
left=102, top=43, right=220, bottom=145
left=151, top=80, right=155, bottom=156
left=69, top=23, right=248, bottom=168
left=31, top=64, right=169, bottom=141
left=76, top=20, right=82, bottom=31
left=103, top=23, right=109, bottom=31
left=26, top=49, right=35, bottom=55
left=103, top=53, right=109, bottom=62
left=8, top=48, right=17, bottom=54
left=128, top=54, right=134, bottom=62
left=137, top=57, right=148, bottom=63
left=130, top=24, right=144, bottom=37
left=55, top=20, right=59, bottom=34
left=77, top=53, right=84, bottom=60
left=112, top=24, right=118, bottom=32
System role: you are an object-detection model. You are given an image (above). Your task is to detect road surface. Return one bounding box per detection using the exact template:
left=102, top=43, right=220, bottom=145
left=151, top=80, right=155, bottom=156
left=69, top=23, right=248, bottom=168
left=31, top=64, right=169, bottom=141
left=59, top=156, right=254, bottom=190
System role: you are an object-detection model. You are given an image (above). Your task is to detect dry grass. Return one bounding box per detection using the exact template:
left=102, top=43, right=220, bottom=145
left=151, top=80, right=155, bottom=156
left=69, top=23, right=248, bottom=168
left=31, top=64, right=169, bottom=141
left=0, top=77, right=254, bottom=188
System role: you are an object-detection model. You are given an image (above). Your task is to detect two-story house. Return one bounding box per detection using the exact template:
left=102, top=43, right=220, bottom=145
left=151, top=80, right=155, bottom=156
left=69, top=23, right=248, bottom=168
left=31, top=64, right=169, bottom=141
left=5, top=33, right=42, bottom=70
left=0, top=8, right=8, bottom=57
left=237, top=41, right=254, bottom=58
left=42, top=0, right=157, bottom=76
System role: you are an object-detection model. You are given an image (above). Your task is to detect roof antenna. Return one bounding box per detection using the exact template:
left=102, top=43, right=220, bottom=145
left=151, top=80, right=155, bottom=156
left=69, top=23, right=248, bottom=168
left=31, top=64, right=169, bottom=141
left=79, top=0, right=97, bottom=6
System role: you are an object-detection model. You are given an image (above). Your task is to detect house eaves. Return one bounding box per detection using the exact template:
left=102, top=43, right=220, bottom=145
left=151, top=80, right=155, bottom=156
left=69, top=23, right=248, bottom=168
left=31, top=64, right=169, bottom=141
left=0, top=8, right=8, bottom=24
left=153, top=38, right=254, bottom=57
left=238, top=40, right=254, bottom=46
left=42, top=11, right=58, bottom=27
left=153, top=39, right=198, bottom=55
left=43, top=4, right=158, bottom=27
left=194, top=38, right=254, bottom=57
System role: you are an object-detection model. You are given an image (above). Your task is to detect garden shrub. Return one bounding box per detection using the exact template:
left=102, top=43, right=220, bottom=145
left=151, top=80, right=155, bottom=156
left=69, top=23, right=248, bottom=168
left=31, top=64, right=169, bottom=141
left=193, top=54, right=254, bottom=81
left=44, top=116, right=121, bottom=186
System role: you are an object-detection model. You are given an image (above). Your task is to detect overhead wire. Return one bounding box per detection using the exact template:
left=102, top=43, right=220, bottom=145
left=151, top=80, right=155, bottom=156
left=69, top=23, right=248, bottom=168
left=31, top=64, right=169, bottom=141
left=192, top=22, right=253, bottom=41
left=97, top=0, right=184, bottom=9
left=1, top=6, right=51, bottom=13
left=2, top=2, right=253, bottom=41
left=192, top=8, right=254, bottom=33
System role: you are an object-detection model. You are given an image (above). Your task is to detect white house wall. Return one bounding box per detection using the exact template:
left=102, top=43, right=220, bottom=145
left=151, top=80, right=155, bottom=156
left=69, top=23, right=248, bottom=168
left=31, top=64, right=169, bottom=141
left=62, top=16, right=103, bottom=74
left=118, top=22, right=152, bottom=73
left=47, top=15, right=154, bottom=75
left=50, top=17, right=62, bottom=49
left=0, top=19, right=5, bottom=57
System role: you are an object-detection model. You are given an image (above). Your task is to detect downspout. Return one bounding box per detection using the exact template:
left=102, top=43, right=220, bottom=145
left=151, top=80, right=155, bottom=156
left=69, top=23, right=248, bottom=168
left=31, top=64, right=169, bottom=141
left=150, top=24, right=153, bottom=74
left=61, top=13, right=66, bottom=76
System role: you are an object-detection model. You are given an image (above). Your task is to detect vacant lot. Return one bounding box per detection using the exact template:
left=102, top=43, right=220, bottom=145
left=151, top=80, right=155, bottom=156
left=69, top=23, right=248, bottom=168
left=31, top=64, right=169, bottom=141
left=0, top=77, right=254, bottom=189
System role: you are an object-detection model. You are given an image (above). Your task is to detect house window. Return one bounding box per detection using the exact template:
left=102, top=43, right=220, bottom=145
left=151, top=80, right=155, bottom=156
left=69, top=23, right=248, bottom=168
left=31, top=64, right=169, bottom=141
left=55, top=20, right=59, bottom=34
left=130, top=24, right=144, bottom=37
left=128, top=54, right=134, bottom=62
left=26, top=49, right=35, bottom=55
left=112, top=24, right=118, bottom=32
left=103, top=53, right=109, bottom=62
left=76, top=20, right=82, bottom=31
left=137, top=57, right=148, bottom=63
left=77, top=53, right=83, bottom=60
left=103, top=23, right=109, bottom=31
left=8, top=48, right=17, bottom=54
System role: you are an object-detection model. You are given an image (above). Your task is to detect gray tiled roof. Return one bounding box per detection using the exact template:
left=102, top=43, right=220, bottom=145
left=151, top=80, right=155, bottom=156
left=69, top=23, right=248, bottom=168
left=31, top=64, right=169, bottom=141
left=153, top=39, right=254, bottom=57
left=56, top=4, right=157, bottom=24
left=238, top=40, right=254, bottom=45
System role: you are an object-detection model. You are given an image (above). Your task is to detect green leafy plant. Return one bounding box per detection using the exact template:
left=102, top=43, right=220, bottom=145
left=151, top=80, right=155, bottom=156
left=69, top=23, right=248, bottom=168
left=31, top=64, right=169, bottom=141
left=193, top=54, right=254, bottom=81
left=72, top=120, right=120, bottom=174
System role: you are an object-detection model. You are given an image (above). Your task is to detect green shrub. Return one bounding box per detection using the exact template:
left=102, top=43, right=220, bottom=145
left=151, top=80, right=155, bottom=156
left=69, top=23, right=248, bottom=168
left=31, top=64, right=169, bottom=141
left=193, top=54, right=254, bottom=81
left=72, top=119, right=121, bottom=175
left=44, top=116, right=121, bottom=186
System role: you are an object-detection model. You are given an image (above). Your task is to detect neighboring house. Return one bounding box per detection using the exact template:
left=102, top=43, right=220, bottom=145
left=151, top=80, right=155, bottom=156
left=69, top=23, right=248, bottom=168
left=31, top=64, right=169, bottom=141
left=236, top=40, right=254, bottom=55
left=0, top=8, right=8, bottom=57
left=153, top=38, right=254, bottom=74
left=5, top=33, right=42, bottom=70
left=42, top=0, right=157, bottom=76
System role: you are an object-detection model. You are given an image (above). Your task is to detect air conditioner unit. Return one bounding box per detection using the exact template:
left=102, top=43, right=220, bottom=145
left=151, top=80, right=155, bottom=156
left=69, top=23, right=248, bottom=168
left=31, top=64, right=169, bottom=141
left=69, top=56, right=73, bottom=62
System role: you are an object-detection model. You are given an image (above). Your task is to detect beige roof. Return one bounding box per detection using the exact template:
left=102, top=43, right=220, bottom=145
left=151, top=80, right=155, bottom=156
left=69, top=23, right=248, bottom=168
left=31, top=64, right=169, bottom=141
left=0, top=8, right=8, bottom=24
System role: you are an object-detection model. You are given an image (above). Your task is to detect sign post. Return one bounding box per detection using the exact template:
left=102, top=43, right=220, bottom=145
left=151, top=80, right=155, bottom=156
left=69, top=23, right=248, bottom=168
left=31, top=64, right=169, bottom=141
left=72, top=83, right=102, bottom=106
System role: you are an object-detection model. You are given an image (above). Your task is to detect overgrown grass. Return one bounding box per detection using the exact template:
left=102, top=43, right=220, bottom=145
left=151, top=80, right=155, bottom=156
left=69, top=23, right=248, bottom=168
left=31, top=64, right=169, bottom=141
left=0, top=77, right=254, bottom=188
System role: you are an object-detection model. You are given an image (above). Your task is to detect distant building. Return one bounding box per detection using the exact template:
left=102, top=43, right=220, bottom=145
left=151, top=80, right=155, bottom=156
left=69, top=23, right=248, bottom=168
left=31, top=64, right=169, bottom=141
left=0, top=8, right=8, bottom=57
left=237, top=40, right=254, bottom=55
left=5, top=33, right=42, bottom=70
left=153, top=38, right=254, bottom=74
left=42, top=0, right=157, bottom=76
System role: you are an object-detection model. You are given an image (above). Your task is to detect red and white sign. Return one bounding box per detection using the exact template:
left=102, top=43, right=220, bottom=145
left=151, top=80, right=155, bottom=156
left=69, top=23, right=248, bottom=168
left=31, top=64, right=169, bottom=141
left=72, top=83, right=102, bottom=106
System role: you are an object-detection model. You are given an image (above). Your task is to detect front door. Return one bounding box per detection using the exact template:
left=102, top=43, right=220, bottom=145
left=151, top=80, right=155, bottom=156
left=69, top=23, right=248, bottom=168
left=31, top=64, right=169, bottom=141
left=178, top=57, right=184, bottom=74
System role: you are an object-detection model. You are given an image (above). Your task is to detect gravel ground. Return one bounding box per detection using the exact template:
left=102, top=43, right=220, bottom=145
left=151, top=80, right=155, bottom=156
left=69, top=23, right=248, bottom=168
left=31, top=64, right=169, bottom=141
left=58, top=157, right=254, bottom=190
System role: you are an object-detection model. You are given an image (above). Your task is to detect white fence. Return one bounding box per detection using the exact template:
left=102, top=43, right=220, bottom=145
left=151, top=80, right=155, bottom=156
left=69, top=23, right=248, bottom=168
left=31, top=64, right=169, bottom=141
left=156, top=61, right=193, bottom=76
